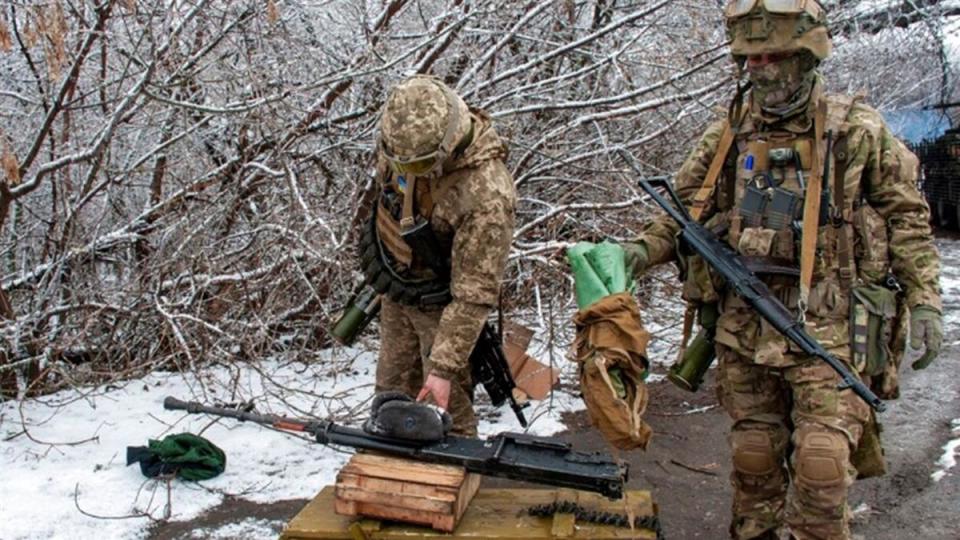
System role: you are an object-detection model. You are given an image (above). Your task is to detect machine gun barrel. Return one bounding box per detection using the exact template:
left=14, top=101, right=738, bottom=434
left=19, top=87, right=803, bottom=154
left=628, top=171, right=885, bottom=413
left=163, top=396, right=628, bottom=498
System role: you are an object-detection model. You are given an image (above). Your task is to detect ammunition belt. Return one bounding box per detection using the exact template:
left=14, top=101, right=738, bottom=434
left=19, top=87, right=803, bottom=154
left=359, top=206, right=451, bottom=308
left=527, top=501, right=665, bottom=540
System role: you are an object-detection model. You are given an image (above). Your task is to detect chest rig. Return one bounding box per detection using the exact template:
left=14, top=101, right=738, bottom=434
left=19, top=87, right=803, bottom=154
left=357, top=171, right=455, bottom=308
left=707, top=96, right=860, bottom=296
left=376, top=173, right=451, bottom=278
left=676, top=95, right=865, bottom=363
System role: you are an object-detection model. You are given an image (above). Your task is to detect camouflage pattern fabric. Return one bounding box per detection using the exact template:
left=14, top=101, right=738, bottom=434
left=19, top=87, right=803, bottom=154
left=380, top=75, right=470, bottom=159
left=374, top=81, right=516, bottom=434
left=376, top=298, right=477, bottom=437
left=748, top=52, right=818, bottom=118
left=716, top=344, right=869, bottom=540
left=632, top=78, right=940, bottom=539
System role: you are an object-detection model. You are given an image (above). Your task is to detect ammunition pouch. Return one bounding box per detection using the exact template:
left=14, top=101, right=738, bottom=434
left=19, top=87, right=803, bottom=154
left=850, top=280, right=908, bottom=400
left=851, top=410, right=887, bottom=479
left=360, top=206, right=451, bottom=308
left=850, top=284, right=897, bottom=376
left=400, top=216, right=451, bottom=279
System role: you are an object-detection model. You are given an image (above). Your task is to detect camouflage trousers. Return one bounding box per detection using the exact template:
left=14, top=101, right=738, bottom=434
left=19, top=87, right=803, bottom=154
left=376, top=298, right=477, bottom=436
left=716, top=344, right=870, bottom=540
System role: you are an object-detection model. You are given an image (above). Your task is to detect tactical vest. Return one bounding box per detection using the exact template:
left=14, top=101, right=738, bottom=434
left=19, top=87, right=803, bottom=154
left=359, top=171, right=455, bottom=308
left=682, top=94, right=906, bottom=385
left=685, top=95, right=874, bottom=297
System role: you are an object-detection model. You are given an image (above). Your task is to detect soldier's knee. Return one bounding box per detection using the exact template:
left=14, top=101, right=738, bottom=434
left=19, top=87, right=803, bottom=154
left=795, top=428, right=849, bottom=489
left=731, top=428, right=780, bottom=476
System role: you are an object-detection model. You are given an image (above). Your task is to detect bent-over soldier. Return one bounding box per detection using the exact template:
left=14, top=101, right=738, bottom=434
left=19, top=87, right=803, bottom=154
left=360, top=75, right=516, bottom=436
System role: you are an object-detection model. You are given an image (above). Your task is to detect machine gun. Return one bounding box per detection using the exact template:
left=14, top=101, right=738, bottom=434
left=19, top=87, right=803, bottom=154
left=626, top=167, right=885, bottom=413
left=163, top=396, right=627, bottom=499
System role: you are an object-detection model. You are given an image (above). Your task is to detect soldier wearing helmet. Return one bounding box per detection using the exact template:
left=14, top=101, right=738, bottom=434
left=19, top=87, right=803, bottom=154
left=619, top=1, right=942, bottom=538
left=361, top=75, right=516, bottom=436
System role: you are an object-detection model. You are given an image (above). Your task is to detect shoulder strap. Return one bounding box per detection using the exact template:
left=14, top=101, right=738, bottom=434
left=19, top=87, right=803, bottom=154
left=827, top=94, right=862, bottom=290
left=798, top=100, right=828, bottom=320
left=690, top=123, right=736, bottom=222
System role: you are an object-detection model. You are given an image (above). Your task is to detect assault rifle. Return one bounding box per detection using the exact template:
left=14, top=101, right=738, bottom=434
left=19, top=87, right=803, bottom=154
left=625, top=166, right=885, bottom=413
left=471, top=322, right=528, bottom=427
left=163, top=396, right=627, bottom=498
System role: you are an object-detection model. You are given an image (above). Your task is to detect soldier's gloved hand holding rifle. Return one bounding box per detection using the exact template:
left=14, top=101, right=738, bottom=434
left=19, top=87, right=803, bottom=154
left=910, top=305, right=943, bottom=370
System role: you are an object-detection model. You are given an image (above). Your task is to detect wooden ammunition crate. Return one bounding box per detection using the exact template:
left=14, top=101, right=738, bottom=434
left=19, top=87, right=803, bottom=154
left=281, top=485, right=658, bottom=539
left=333, top=453, right=481, bottom=532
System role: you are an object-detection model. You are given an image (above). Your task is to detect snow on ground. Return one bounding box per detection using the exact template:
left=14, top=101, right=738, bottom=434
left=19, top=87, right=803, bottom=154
left=931, top=238, right=960, bottom=483
left=932, top=419, right=960, bottom=482
left=0, top=341, right=587, bottom=540
left=187, top=518, right=285, bottom=539
left=4, top=236, right=952, bottom=540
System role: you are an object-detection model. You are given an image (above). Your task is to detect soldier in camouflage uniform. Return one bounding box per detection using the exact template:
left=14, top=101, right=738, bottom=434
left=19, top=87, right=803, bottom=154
left=622, top=1, right=943, bottom=538
left=366, top=75, right=516, bottom=437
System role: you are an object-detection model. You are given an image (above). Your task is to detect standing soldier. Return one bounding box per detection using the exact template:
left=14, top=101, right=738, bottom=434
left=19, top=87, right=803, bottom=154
left=360, top=75, right=516, bottom=436
left=621, top=1, right=942, bottom=539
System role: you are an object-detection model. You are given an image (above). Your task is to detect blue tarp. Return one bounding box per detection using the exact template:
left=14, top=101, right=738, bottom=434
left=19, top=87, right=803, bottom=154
left=883, top=109, right=953, bottom=144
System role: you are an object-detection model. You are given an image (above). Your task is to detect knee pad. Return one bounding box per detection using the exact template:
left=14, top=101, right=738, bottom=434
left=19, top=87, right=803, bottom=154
left=731, top=429, right=778, bottom=476
left=795, top=429, right=848, bottom=489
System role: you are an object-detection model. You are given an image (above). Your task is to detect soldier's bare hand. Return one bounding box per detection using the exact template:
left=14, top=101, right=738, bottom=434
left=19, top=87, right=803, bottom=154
left=910, top=305, right=943, bottom=370
left=417, top=372, right=451, bottom=410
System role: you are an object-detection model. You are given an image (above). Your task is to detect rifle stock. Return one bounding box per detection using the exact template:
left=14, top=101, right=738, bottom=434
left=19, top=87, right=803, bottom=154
left=470, top=322, right=528, bottom=427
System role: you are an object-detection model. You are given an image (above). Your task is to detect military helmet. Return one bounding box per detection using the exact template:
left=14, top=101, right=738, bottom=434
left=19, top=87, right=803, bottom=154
left=725, top=0, right=832, bottom=61
left=379, top=75, right=470, bottom=177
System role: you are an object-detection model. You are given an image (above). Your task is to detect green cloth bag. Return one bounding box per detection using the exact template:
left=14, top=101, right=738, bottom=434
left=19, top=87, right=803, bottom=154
left=584, top=242, right=632, bottom=294
left=567, top=242, right=609, bottom=309
left=127, top=433, right=226, bottom=481
left=567, top=241, right=634, bottom=309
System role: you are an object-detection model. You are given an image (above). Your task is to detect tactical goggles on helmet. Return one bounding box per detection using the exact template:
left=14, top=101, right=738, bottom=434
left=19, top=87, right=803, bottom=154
left=380, top=76, right=463, bottom=177
left=381, top=144, right=443, bottom=176
left=725, top=0, right=816, bottom=18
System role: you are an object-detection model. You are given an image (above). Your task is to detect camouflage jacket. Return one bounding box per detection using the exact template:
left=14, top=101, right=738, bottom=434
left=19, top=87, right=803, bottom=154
left=638, top=82, right=941, bottom=364
left=376, top=111, right=517, bottom=377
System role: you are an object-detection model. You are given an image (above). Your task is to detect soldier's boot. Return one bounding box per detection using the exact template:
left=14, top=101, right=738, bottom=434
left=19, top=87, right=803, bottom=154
left=729, top=421, right=790, bottom=540
left=786, top=423, right=856, bottom=540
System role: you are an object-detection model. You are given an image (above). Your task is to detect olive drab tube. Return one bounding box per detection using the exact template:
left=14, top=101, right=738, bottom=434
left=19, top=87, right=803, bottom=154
left=668, top=303, right=718, bottom=392
left=330, top=285, right=382, bottom=346
left=668, top=329, right=716, bottom=392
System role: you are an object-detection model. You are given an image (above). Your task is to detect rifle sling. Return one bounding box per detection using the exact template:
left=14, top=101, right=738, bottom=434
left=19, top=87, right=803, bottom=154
left=799, top=100, right=828, bottom=314
left=690, top=124, right=736, bottom=222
